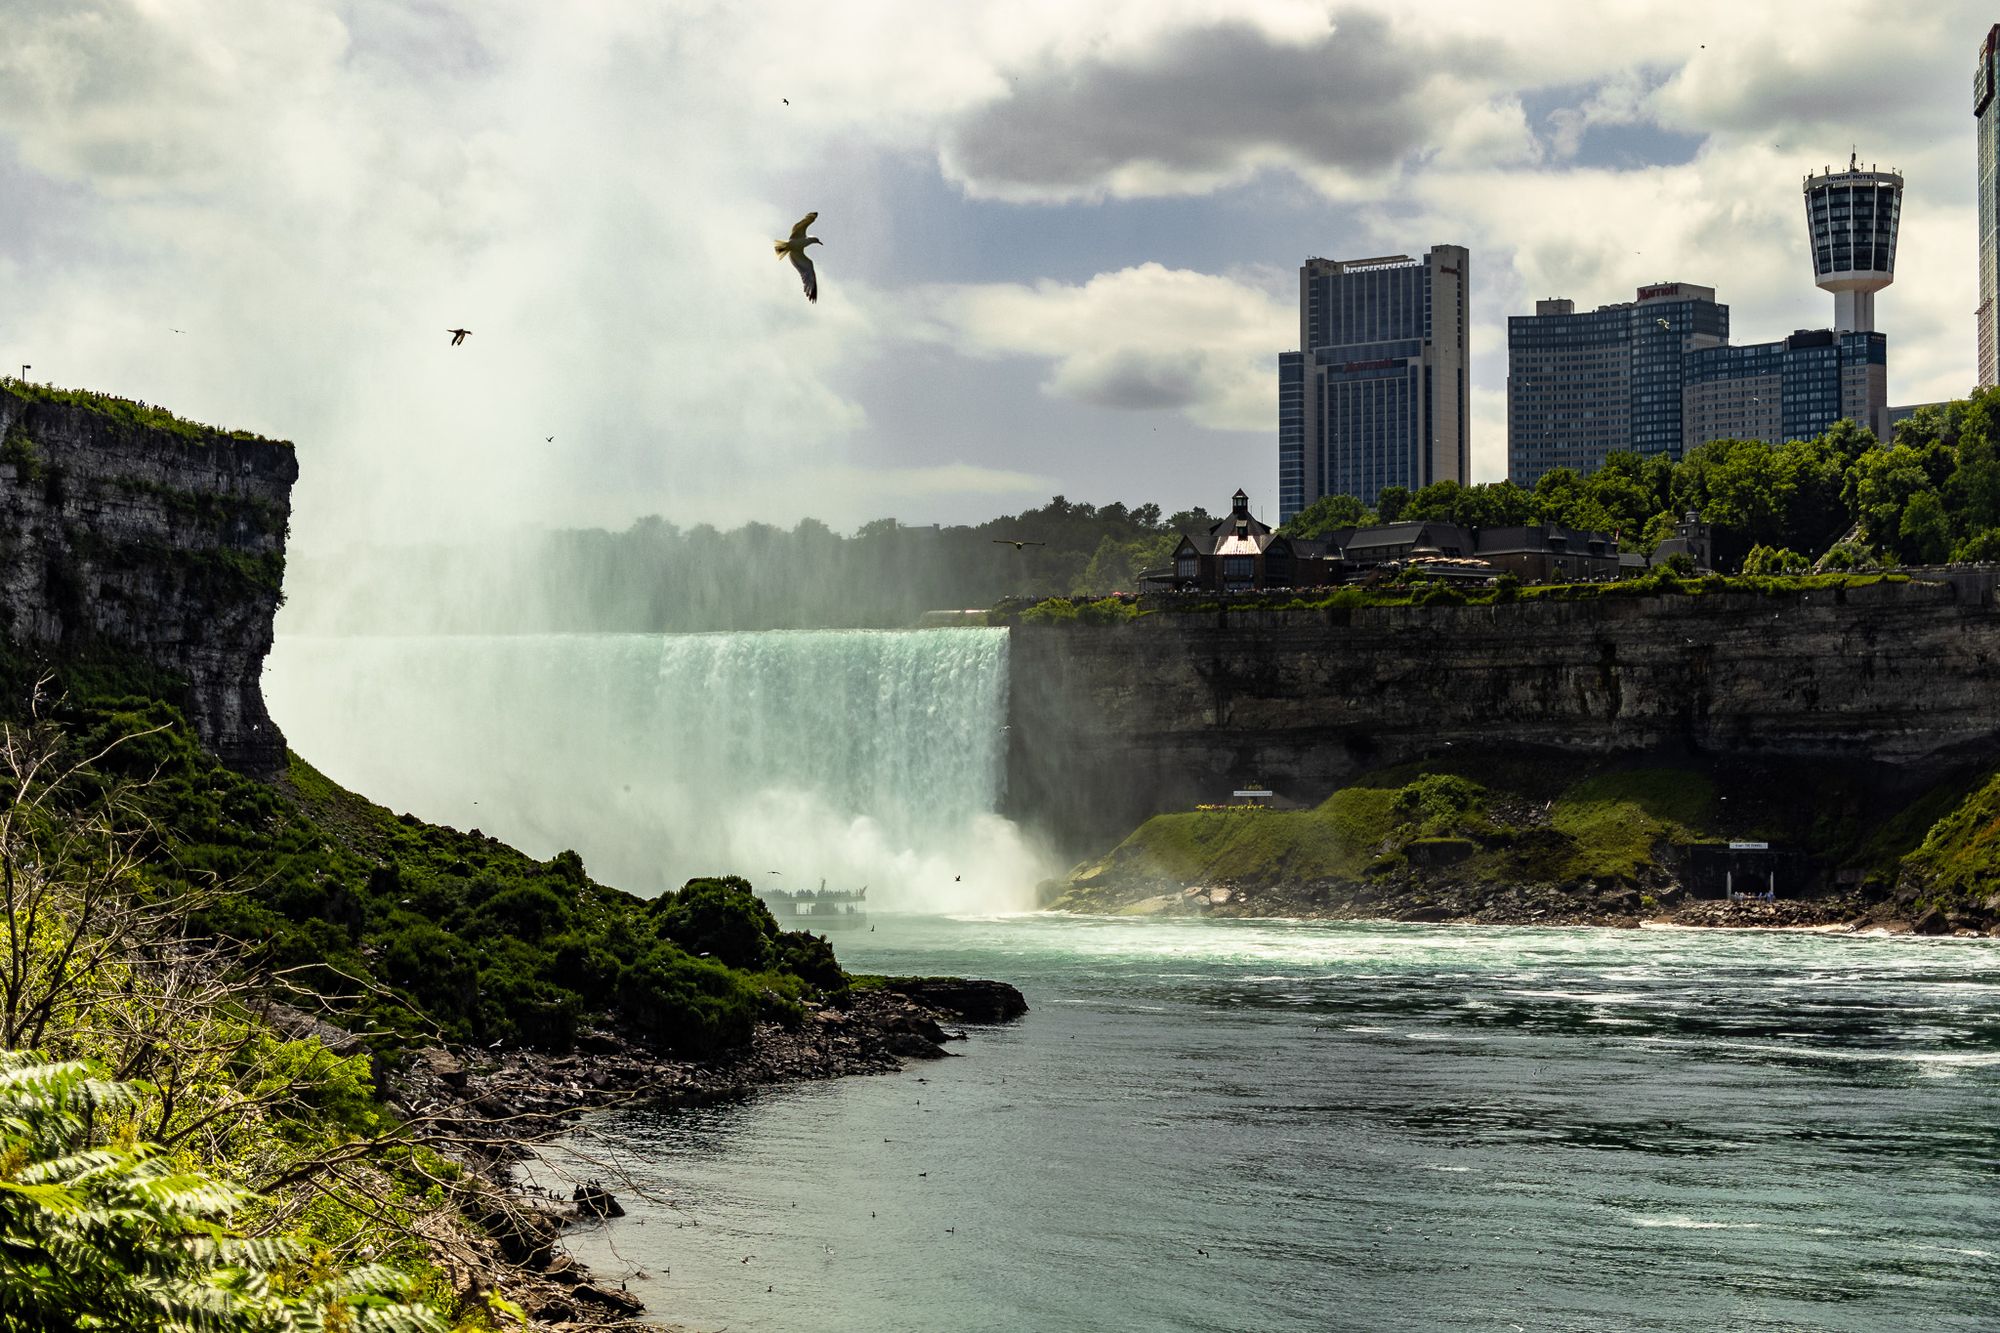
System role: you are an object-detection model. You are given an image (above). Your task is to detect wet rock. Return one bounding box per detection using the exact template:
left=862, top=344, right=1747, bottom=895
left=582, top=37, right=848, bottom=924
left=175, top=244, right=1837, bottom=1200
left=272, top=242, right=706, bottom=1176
left=1396, top=904, right=1453, bottom=923
left=885, top=1032, right=950, bottom=1060
left=573, top=1284, right=645, bottom=1316
left=1912, top=907, right=1949, bottom=935
left=885, top=978, right=1029, bottom=1023
left=571, top=1182, right=625, bottom=1218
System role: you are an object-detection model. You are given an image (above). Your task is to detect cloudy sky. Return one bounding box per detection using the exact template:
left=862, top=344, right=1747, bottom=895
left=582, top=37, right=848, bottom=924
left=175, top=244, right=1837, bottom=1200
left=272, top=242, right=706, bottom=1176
left=0, top=0, right=1989, bottom=553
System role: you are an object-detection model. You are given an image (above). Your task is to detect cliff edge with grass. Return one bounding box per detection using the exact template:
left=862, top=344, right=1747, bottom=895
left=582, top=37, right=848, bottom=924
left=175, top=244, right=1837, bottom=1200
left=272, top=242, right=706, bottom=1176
left=0, top=381, right=295, bottom=774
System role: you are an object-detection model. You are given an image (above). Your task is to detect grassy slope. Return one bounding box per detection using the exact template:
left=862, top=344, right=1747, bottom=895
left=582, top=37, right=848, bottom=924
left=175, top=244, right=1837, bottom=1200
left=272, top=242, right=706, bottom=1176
left=1895, top=772, right=2000, bottom=914
left=10, top=656, right=845, bottom=1060
left=1059, top=752, right=1996, bottom=911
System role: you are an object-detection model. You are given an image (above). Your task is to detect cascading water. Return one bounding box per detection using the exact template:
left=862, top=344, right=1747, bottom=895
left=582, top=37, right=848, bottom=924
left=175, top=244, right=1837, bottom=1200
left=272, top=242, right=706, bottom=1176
left=262, top=629, right=1046, bottom=911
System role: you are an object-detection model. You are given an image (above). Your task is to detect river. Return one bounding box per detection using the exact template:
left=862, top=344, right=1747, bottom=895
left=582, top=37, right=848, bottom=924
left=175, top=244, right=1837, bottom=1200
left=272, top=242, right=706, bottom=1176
left=537, top=913, right=2000, bottom=1333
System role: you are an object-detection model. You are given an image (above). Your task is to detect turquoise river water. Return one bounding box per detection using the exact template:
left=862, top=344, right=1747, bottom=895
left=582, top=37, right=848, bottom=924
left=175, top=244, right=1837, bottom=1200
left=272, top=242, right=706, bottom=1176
left=539, top=914, right=2000, bottom=1333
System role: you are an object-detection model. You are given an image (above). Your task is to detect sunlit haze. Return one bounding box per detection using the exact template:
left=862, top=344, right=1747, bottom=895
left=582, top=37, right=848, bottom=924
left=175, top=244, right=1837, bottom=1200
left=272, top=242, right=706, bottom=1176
left=3, top=1, right=1989, bottom=554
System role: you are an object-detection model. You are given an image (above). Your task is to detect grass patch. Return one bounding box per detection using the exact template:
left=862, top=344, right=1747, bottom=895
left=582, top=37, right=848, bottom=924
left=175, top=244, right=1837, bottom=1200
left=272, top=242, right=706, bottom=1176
left=1894, top=773, right=2000, bottom=909
left=3, top=378, right=286, bottom=446
left=1547, top=769, right=1715, bottom=879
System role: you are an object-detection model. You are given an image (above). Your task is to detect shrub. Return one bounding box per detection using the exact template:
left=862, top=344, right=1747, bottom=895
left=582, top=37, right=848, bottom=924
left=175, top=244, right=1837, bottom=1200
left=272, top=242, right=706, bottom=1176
left=774, top=929, right=848, bottom=997
left=1020, top=597, right=1078, bottom=624
left=653, top=875, right=779, bottom=971
left=1392, top=774, right=1485, bottom=835
left=471, top=883, right=573, bottom=943
left=1742, top=544, right=1807, bottom=576
left=1074, top=595, right=1138, bottom=624
left=616, top=946, right=761, bottom=1055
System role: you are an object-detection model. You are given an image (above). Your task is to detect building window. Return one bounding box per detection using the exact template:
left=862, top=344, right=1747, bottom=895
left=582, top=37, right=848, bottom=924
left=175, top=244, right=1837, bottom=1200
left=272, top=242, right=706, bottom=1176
left=1221, top=555, right=1256, bottom=588
left=1176, top=556, right=1197, bottom=582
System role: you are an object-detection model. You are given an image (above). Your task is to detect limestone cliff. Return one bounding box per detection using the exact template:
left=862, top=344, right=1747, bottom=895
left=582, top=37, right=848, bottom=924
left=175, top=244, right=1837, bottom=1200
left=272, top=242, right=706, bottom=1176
left=0, top=384, right=296, bottom=775
left=1005, top=580, right=2000, bottom=855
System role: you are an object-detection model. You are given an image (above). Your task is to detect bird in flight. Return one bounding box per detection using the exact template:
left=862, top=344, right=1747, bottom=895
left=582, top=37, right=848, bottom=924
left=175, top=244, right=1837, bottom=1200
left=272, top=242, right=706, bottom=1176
left=447, top=328, right=471, bottom=345
left=545, top=435, right=554, bottom=442
left=775, top=212, right=823, bottom=303
left=993, top=539, right=1046, bottom=551
left=1655, top=318, right=1671, bottom=331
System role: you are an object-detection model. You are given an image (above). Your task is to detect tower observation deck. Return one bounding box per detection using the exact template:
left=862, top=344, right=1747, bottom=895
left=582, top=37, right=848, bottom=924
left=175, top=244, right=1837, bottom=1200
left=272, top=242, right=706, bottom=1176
left=1804, top=155, right=1902, bottom=333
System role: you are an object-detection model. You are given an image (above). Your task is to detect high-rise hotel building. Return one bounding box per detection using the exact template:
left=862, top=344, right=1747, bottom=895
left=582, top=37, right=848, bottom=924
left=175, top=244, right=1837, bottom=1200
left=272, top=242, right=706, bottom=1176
left=1277, top=245, right=1468, bottom=521
left=1978, top=24, right=2000, bottom=385
left=1506, top=283, right=1727, bottom=489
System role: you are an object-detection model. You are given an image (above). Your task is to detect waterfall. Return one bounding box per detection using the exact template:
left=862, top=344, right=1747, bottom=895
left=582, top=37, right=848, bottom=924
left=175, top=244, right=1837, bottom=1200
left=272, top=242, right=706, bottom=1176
left=262, top=629, right=1044, bottom=911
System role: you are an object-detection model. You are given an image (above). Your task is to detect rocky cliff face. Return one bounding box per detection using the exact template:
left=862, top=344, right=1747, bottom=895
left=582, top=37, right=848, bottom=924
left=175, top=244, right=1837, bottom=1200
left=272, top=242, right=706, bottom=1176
left=0, top=385, right=297, bottom=775
left=1006, top=581, right=2000, bottom=854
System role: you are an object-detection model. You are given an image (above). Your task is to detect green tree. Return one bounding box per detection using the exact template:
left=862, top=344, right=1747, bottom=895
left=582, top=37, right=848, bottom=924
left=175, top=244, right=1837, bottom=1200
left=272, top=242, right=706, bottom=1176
left=1741, top=544, right=1807, bottom=576
left=1453, top=480, right=1538, bottom=529
left=1533, top=468, right=1614, bottom=532
left=1844, top=444, right=1940, bottom=557
left=1898, top=489, right=1952, bottom=564
left=1279, top=493, right=1372, bottom=539
left=1375, top=485, right=1412, bottom=523
left=1952, top=528, right=2000, bottom=562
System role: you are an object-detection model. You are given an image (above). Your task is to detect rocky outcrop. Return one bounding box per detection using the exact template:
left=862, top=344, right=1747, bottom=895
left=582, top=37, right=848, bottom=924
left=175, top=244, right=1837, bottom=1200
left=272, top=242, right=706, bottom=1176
left=0, top=386, right=296, bottom=774
left=1007, top=581, right=2000, bottom=854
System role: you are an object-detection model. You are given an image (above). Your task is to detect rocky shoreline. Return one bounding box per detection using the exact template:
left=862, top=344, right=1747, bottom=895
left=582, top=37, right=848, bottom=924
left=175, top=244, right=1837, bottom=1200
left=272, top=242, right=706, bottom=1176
left=384, top=977, right=1027, bottom=1331
left=1054, top=873, right=1996, bottom=937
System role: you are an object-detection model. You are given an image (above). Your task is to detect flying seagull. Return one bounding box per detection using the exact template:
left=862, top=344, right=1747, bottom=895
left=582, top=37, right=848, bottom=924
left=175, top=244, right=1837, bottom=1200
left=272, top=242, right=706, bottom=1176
left=993, top=539, right=1047, bottom=551
left=775, top=211, right=823, bottom=303
left=1655, top=318, right=1671, bottom=331
left=447, top=328, right=471, bottom=345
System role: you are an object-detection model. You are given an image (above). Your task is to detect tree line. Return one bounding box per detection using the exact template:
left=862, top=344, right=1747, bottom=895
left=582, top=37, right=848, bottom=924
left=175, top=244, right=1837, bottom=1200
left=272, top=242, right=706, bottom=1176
left=289, top=389, right=2000, bottom=635
left=1285, top=389, right=2000, bottom=573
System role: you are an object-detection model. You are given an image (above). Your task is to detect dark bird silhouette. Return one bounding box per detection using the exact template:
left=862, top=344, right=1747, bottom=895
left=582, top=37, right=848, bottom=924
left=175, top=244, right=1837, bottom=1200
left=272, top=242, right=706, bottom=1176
left=545, top=435, right=554, bottom=442
left=954, top=874, right=961, bottom=882
left=993, top=539, right=1046, bottom=551
left=447, top=328, right=471, bottom=345
left=782, top=98, right=790, bottom=105
left=775, top=211, right=823, bottom=303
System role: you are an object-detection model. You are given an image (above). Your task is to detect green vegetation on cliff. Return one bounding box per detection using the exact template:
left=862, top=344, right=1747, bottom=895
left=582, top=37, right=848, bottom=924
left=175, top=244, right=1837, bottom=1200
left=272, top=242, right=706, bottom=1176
left=2, top=378, right=286, bottom=446
left=0, top=648, right=870, bottom=1328
left=1894, top=772, right=2000, bottom=917
left=1055, top=753, right=2000, bottom=927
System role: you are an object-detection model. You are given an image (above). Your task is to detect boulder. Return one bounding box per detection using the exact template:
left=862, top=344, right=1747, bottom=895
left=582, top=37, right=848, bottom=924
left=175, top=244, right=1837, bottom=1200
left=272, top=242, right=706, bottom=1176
left=572, top=1181, right=625, bottom=1218
left=884, top=978, right=1028, bottom=1023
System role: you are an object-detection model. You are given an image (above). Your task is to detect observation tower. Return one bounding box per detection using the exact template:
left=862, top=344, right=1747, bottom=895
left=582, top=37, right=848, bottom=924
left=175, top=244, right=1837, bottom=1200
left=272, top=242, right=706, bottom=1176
left=1804, top=154, right=1902, bottom=333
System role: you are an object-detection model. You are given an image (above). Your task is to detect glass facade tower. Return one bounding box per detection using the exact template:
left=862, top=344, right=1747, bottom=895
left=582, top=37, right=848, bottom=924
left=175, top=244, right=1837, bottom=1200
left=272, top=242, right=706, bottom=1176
left=1276, top=245, right=1468, bottom=520
left=1683, top=329, right=1888, bottom=450
left=1804, top=157, right=1901, bottom=334
left=1978, top=24, right=1999, bottom=386
left=1506, top=283, right=1728, bottom=489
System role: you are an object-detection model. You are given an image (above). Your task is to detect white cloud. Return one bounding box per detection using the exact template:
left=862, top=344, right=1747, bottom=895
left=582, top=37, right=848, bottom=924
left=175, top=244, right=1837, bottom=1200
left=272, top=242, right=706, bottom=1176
left=938, top=10, right=1493, bottom=203
left=902, top=263, right=1291, bottom=431
left=0, top=0, right=1994, bottom=555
